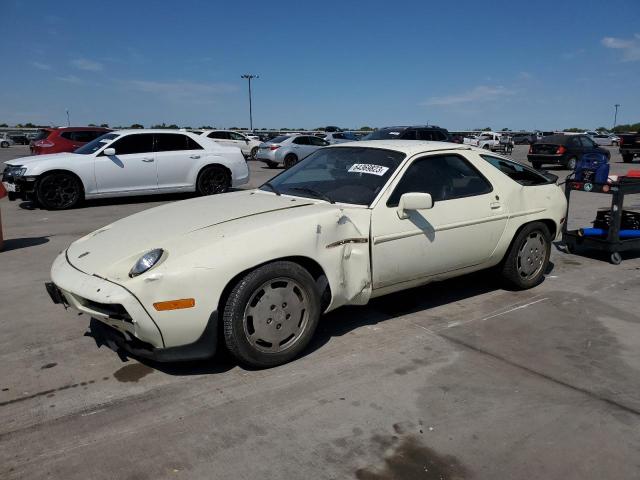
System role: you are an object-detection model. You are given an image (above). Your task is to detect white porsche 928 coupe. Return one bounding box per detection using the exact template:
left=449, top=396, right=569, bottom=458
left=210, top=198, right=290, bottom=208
left=47, top=141, right=566, bottom=368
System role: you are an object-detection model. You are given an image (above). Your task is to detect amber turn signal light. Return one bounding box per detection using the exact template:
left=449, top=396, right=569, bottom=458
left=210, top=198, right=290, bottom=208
left=153, top=298, right=195, bottom=311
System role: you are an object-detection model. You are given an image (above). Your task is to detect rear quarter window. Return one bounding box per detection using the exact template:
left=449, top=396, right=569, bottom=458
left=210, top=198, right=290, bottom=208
left=481, top=154, right=555, bottom=185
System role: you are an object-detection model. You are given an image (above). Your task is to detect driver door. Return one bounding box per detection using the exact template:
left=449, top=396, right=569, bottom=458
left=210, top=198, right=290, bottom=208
left=94, top=133, right=158, bottom=193
left=371, top=153, right=508, bottom=290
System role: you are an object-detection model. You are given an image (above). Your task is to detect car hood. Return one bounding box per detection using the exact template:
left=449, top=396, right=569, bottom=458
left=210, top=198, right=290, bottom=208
left=66, top=190, right=317, bottom=275
left=6, top=152, right=82, bottom=167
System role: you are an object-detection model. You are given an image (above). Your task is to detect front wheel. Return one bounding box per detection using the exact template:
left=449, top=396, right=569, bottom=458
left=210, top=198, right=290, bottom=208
left=36, top=172, right=83, bottom=210
left=566, top=157, right=578, bottom=170
left=222, top=261, right=321, bottom=368
left=250, top=146, right=259, bottom=160
left=283, top=154, right=298, bottom=169
left=1, top=141, right=8, bottom=148
left=196, top=165, right=230, bottom=196
left=611, top=141, right=618, bottom=147
left=501, top=222, right=551, bottom=290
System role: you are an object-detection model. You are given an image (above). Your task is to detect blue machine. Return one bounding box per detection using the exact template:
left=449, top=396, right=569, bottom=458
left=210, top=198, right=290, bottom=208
left=575, top=152, right=609, bottom=184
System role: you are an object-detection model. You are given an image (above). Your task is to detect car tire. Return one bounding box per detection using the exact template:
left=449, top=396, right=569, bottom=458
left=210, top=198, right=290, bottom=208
left=501, top=221, right=551, bottom=290
left=623, top=155, right=633, bottom=163
left=250, top=147, right=259, bottom=160
left=532, top=161, right=542, bottom=169
left=1, top=141, right=9, bottom=148
left=283, top=154, right=298, bottom=169
left=265, top=161, right=279, bottom=169
left=196, top=165, right=230, bottom=196
left=222, top=261, right=321, bottom=368
left=566, top=157, right=578, bottom=170
left=36, top=172, right=83, bottom=210
left=483, top=144, right=491, bottom=150
left=612, top=141, right=618, bottom=147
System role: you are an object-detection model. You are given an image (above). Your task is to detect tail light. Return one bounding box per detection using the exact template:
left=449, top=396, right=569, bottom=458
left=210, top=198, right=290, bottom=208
left=269, top=145, right=280, bottom=150
left=619, top=137, right=624, bottom=146
left=35, top=140, right=54, bottom=148
left=556, top=145, right=566, bottom=154
left=528, top=145, right=533, bottom=154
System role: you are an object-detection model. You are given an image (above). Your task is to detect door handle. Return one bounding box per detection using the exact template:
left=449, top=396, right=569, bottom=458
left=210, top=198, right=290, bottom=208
left=142, top=157, right=154, bottom=162
left=189, top=155, right=200, bottom=159
left=490, top=202, right=502, bottom=209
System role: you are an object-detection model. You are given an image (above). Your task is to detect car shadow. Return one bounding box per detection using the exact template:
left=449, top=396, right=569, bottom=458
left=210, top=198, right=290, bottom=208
left=1, top=236, right=50, bottom=252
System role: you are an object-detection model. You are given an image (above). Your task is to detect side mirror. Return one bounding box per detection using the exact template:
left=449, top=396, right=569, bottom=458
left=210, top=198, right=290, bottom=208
left=245, top=139, right=249, bottom=144
left=103, top=147, right=116, bottom=156
left=397, top=192, right=433, bottom=219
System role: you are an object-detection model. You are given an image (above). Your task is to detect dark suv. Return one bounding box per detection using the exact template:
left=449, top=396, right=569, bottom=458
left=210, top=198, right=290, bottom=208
left=363, top=125, right=450, bottom=142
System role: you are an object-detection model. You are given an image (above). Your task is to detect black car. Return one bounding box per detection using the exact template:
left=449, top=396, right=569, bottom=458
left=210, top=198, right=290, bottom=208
left=527, top=134, right=610, bottom=170
left=9, top=134, right=30, bottom=145
left=512, top=133, right=535, bottom=145
left=363, top=125, right=450, bottom=142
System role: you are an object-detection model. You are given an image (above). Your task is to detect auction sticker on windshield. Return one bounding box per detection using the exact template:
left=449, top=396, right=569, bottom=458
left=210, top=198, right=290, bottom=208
left=348, top=164, right=389, bottom=176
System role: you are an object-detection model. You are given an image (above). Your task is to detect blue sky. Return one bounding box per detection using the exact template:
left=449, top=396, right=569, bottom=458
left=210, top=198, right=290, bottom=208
left=0, top=0, right=638, bottom=131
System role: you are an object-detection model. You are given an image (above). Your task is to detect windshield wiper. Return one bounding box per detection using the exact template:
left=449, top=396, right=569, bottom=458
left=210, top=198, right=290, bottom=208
left=289, top=187, right=335, bottom=204
left=262, top=182, right=281, bottom=196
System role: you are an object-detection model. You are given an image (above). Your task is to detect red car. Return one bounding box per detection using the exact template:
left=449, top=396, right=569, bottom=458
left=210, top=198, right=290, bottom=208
left=30, top=127, right=111, bottom=155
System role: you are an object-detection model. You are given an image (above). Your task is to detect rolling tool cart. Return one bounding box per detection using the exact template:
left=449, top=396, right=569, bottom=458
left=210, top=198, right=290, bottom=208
left=562, top=176, right=640, bottom=264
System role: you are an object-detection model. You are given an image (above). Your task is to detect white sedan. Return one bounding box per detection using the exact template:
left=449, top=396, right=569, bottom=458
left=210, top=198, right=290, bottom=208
left=200, top=130, right=262, bottom=159
left=47, top=141, right=566, bottom=367
left=2, top=129, right=249, bottom=209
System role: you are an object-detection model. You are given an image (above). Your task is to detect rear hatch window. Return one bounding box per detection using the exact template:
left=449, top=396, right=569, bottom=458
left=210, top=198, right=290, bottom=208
left=33, top=129, right=52, bottom=141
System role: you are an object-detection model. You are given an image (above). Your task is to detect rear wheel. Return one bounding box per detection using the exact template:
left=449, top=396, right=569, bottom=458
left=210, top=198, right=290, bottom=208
left=501, top=222, right=551, bottom=290
left=284, top=154, right=298, bottom=169
left=611, top=141, right=618, bottom=147
left=1, top=141, right=8, bottom=148
left=36, top=172, right=83, bottom=210
left=483, top=144, right=491, bottom=150
left=223, top=261, right=321, bottom=368
left=250, top=146, right=258, bottom=160
left=566, top=157, right=578, bottom=170
left=623, top=154, right=633, bottom=163
left=196, top=165, right=230, bottom=196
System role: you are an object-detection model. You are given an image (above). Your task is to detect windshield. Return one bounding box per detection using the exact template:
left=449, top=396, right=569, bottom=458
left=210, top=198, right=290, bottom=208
left=74, top=133, right=118, bottom=154
left=362, top=129, right=405, bottom=140
left=260, top=147, right=405, bottom=206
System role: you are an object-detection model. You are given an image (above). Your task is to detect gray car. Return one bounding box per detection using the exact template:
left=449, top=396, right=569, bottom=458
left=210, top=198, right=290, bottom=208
left=322, top=132, right=360, bottom=144
left=256, top=134, right=329, bottom=168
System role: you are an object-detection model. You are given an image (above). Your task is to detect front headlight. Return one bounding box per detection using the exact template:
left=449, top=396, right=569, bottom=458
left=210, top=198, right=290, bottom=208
left=129, top=248, right=164, bottom=277
left=9, top=166, right=27, bottom=177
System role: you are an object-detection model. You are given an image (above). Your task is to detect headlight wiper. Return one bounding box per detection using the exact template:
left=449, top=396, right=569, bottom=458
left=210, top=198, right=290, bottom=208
left=262, top=182, right=281, bottom=196
left=289, top=187, right=335, bottom=204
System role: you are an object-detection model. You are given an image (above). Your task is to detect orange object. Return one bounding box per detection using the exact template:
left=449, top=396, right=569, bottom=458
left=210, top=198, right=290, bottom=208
left=153, top=298, right=196, bottom=311
left=626, top=170, right=640, bottom=178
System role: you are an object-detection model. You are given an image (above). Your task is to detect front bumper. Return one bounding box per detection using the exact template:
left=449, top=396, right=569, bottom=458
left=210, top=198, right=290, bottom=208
left=48, top=253, right=218, bottom=362
left=1, top=174, right=37, bottom=201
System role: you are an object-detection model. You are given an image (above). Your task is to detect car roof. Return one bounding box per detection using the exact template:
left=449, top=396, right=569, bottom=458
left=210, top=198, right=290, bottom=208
left=327, top=140, right=472, bottom=155
left=111, top=129, right=200, bottom=135
left=53, top=126, right=110, bottom=131
left=378, top=125, right=445, bottom=130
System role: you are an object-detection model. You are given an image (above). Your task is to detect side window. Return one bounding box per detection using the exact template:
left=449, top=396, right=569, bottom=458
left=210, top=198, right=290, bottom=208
left=569, top=137, right=581, bottom=148
left=186, top=136, right=203, bottom=150
left=580, top=137, right=596, bottom=148
left=60, top=132, right=73, bottom=140
left=333, top=133, right=345, bottom=139
left=229, top=132, right=245, bottom=141
left=154, top=133, right=191, bottom=152
left=109, top=134, right=154, bottom=155
left=480, top=154, right=551, bottom=185
left=308, top=136, right=328, bottom=146
left=208, top=131, right=227, bottom=140
left=293, top=136, right=309, bottom=145
left=387, top=154, right=492, bottom=206
left=401, top=129, right=417, bottom=140
left=417, top=130, right=434, bottom=141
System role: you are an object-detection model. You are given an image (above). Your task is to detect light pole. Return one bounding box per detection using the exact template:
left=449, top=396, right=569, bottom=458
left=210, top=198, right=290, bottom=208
left=65, top=109, right=70, bottom=127
left=241, top=74, right=258, bottom=131
left=613, top=104, right=620, bottom=131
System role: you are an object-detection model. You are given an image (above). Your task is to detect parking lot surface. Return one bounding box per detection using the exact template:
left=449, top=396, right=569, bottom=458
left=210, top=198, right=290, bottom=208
left=1, top=145, right=640, bottom=479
